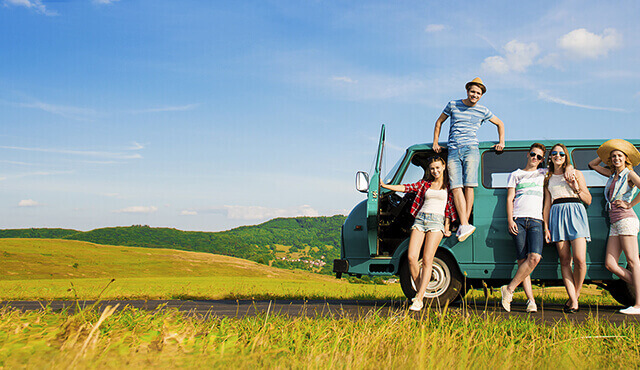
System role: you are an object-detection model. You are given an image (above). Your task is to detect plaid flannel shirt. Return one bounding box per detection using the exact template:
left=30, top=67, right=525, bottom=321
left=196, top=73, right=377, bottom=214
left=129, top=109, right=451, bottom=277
left=403, top=180, right=458, bottom=222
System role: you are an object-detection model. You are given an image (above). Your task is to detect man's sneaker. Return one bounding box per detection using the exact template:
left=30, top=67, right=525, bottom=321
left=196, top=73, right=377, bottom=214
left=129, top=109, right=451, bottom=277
left=457, top=225, right=476, bottom=242
left=526, top=300, right=537, bottom=313
left=620, top=306, right=640, bottom=315
left=500, top=285, right=513, bottom=312
left=409, top=298, right=424, bottom=311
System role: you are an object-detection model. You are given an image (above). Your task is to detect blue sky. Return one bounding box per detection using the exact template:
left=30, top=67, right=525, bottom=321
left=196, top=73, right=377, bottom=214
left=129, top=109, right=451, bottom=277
left=1, top=0, right=638, bottom=231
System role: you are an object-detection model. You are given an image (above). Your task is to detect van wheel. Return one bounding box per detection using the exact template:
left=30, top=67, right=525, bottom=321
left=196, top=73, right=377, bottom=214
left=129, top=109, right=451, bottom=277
left=605, top=279, right=635, bottom=307
left=399, top=250, right=465, bottom=306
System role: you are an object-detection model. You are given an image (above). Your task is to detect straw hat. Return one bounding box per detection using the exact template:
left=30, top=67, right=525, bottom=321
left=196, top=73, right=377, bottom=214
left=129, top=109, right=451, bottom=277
left=597, top=139, right=640, bottom=167
left=465, top=77, right=486, bottom=94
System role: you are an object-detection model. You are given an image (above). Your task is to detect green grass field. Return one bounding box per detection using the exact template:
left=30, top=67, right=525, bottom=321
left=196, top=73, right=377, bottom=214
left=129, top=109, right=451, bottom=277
left=1, top=305, right=638, bottom=368
left=0, top=238, right=401, bottom=301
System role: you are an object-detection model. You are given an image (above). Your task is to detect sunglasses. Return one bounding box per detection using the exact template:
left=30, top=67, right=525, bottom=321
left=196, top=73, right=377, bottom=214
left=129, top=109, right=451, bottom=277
left=529, top=152, right=544, bottom=160
left=550, top=151, right=566, bottom=157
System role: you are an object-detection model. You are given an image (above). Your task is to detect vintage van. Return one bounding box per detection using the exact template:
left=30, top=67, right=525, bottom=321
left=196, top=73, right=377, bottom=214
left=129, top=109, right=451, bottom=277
left=333, top=125, right=640, bottom=306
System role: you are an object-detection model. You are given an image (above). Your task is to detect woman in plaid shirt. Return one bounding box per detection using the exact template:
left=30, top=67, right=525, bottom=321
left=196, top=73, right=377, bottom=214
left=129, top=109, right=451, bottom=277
left=381, top=156, right=457, bottom=311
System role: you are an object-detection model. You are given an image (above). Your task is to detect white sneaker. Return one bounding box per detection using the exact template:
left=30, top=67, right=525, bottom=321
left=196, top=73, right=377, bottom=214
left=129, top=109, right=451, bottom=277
left=409, top=298, right=424, bottom=311
left=500, top=285, right=513, bottom=312
left=526, top=300, right=537, bottom=313
left=619, top=306, right=640, bottom=315
left=457, top=225, right=476, bottom=242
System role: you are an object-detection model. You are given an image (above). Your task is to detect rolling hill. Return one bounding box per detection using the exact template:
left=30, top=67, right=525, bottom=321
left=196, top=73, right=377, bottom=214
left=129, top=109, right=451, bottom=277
left=0, top=215, right=346, bottom=274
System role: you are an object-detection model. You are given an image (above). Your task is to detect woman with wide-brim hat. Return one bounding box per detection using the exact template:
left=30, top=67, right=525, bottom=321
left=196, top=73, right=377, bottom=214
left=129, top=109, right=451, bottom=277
left=589, top=139, right=640, bottom=314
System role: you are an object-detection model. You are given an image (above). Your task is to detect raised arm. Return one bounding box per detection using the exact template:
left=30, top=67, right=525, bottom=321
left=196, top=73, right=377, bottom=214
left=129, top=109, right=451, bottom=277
left=488, top=116, right=505, bottom=151
left=432, top=113, right=449, bottom=153
left=588, top=157, right=612, bottom=177
left=380, top=181, right=406, bottom=193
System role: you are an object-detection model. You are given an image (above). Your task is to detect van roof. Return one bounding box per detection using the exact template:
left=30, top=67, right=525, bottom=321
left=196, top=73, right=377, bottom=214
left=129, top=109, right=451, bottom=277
left=407, top=139, right=640, bottom=152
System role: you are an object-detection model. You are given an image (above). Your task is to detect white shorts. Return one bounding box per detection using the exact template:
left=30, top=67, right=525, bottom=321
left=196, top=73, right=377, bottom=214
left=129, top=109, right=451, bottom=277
left=610, top=217, right=640, bottom=237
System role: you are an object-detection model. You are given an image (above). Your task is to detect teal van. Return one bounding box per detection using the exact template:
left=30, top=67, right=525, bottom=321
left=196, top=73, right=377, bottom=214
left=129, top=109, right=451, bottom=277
left=333, top=125, right=640, bottom=306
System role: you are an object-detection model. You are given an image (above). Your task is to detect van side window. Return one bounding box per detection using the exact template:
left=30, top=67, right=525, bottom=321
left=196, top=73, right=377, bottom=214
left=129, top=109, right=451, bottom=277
left=482, top=150, right=530, bottom=188
left=572, top=148, right=640, bottom=188
left=571, top=149, right=606, bottom=187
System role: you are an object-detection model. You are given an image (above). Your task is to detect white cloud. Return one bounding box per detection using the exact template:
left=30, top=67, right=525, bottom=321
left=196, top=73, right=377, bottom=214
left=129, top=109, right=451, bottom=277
left=0, top=145, right=142, bottom=160
left=482, top=40, right=540, bottom=74
left=558, top=28, right=621, bottom=59
left=16, top=101, right=95, bottom=120
left=425, top=24, right=445, bottom=33
left=114, top=206, right=158, bottom=214
left=203, top=204, right=320, bottom=220
left=129, top=104, right=198, bottom=114
left=332, top=76, right=357, bottom=83
left=101, top=193, right=122, bottom=198
left=93, top=0, right=119, bottom=4
left=18, top=199, right=40, bottom=207
left=538, top=91, right=627, bottom=113
left=181, top=210, right=198, bottom=216
left=3, top=0, right=57, bottom=16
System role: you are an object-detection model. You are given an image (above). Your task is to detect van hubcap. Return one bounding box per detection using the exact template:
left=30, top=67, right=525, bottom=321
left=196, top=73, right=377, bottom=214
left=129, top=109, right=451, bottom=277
left=410, top=257, right=451, bottom=298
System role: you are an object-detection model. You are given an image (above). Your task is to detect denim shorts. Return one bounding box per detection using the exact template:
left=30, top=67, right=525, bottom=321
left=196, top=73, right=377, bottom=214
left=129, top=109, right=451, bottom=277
left=447, top=145, right=479, bottom=189
left=511, top=217, right=544, bottom=260
left=412, top=212, right=445, bottom=234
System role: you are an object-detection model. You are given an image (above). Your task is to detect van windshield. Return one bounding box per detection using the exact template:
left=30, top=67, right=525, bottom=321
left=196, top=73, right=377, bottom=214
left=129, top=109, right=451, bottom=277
left=383, top=153, right=405, bottom=184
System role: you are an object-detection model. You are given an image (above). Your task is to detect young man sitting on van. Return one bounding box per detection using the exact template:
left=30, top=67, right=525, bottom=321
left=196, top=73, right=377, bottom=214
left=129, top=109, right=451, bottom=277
left=432, top=77, right=505, bottom=242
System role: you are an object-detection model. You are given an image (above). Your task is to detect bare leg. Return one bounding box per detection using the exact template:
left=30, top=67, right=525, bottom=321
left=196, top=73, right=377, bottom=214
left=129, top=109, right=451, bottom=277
left=452, top=187, right=468, bottom=225
left=556, top=241, right=578, bottom=309
left=571, top=237, right=587, bottom=301
left=407, top=229, right=426, bottom=288
left=464, top=187, right=475, bottom=221
left=506, top=254, right=541, bottom=302
left=619, top=235, right=640, bottom=307
left=415, top=231, right=444, bottom=300
left=605, top=236, right=632, bottom=283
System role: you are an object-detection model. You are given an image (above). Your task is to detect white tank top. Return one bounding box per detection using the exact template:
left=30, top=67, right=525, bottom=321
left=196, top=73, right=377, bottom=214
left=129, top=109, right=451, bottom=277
left=419, top=188, right=448, bottom=215
left=547, top=174, right=578, bottom=202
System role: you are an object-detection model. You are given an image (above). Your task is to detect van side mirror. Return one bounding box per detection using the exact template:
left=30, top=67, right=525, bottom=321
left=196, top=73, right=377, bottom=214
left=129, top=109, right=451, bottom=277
left=356, top=171, right=369, bottom=193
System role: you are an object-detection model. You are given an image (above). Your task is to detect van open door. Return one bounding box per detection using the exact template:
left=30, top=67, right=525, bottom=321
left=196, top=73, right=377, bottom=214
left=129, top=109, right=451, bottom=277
left=366, top=124, right=385, bottom=256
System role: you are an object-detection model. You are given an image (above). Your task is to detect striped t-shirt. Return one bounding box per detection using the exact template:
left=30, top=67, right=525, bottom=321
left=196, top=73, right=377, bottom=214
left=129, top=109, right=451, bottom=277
left=442, top=100, right=494, bottom=149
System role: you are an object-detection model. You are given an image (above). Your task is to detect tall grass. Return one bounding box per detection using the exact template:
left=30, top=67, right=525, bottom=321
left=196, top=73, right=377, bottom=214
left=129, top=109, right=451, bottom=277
left=0, top=303, right=637, bottom=368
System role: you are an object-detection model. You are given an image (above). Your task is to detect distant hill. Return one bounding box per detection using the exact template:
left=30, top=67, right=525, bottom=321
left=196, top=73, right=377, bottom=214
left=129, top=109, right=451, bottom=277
left=0, top=215, right=346, bottom=274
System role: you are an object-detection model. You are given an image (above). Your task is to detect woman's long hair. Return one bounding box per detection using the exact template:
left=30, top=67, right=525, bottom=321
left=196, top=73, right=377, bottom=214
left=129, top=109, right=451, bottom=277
left=424, top=156, right=449, bottom=188
left=544, top=143, right=570, bottom=188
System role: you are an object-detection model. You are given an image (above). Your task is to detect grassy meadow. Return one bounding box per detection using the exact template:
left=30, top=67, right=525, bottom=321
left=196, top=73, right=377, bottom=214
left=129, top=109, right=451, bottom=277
left=0, top=238, right=637, bottom=368
left=1, top=304, right=639, bottom=368
left=0, top=238, right=401, bottom=301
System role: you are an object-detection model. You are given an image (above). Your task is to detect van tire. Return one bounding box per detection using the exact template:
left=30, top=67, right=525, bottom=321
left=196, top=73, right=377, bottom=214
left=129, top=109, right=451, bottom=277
left=605, top=279, right=635, bottom=307
left=399, top=250, right=465, bottom=306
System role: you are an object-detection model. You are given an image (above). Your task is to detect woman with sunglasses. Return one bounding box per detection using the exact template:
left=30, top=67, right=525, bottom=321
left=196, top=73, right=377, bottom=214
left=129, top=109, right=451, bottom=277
left=380, top=156, right=457, bottom=311
left=543, top=143, right=592, bottom=313
left=588, top=139, right=640, bottom=314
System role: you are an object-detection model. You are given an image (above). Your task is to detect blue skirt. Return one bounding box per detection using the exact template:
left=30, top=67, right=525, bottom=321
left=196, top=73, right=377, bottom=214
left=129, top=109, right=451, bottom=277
left=550, top=202, right=591, bottom=242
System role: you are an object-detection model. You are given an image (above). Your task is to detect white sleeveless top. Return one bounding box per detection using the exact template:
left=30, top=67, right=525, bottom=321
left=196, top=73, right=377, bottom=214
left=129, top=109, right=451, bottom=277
left=547, top=174, right=578, bottom=202
left=419, top=188, right=447, bottom=215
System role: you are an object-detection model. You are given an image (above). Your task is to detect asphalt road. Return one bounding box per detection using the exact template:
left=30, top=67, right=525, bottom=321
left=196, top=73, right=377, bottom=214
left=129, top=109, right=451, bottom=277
left=2, top=299, right=639, bottom=324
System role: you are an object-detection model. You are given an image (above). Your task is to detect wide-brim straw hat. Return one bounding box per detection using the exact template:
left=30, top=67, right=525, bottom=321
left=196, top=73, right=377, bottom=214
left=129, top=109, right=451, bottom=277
left=465, top=77, right=486, bottom=94
left=597, top=139, right=640, bottom=167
